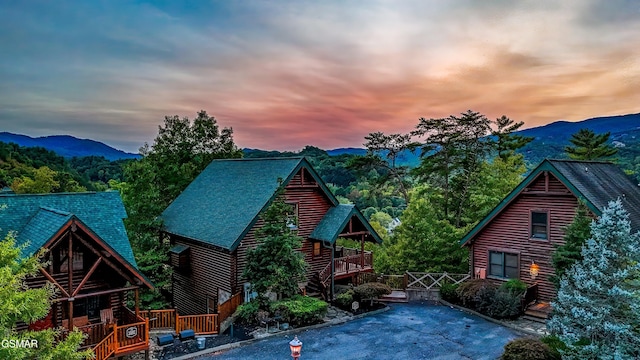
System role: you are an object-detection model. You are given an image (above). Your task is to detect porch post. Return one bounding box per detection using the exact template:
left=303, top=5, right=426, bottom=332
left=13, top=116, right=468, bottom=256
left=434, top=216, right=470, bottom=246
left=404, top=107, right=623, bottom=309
left=67, top=299, right=73, bottom=330
left=135, top=288, right=140, bottom=317
left=360, top=234, right=365, bottom=268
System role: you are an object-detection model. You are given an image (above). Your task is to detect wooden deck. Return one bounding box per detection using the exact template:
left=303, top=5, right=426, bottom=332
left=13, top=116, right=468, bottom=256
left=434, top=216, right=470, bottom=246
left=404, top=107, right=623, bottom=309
left=88, top=306, right=227, bottom=360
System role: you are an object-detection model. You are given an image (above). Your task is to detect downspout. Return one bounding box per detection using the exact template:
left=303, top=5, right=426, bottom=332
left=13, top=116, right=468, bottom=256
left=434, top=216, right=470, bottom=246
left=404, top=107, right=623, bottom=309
left=322, top=240, right=335, bottom=301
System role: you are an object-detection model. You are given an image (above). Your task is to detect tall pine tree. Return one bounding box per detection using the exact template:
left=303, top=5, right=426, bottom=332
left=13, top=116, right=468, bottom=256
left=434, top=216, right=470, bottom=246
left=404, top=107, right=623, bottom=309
left=564, top=129, right=617, bottom=160
left=548, top=199, right=640, bottom=359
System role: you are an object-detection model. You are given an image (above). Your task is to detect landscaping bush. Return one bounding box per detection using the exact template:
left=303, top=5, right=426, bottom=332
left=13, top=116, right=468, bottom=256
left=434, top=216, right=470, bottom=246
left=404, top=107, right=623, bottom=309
left=540, top=335, right=565, bottom=360
left=271, top=295, right=328, bottom=327
left=353, top=282, right=392, bottom=301
left=335, top=290, right=355, bottom=310
left=500, top=279, right=527, bottom=296
left=501, top=338, right=559, bottom=360
left=439, top=283, right=460, bottom=304
left=457, top=279, right=496, bottom=309
left=483, top=288, right=523, bottom=319
left=236, top=300, right=261, bottom=325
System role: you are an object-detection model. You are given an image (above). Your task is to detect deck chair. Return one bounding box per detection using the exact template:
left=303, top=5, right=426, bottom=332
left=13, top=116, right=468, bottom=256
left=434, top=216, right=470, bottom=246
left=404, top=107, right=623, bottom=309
left=100, top=308, right=114, bottom=324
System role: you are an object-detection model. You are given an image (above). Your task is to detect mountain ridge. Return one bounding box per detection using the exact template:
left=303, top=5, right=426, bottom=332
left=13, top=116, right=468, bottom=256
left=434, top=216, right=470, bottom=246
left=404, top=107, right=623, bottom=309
left=1, top=112, right=638, bottom=161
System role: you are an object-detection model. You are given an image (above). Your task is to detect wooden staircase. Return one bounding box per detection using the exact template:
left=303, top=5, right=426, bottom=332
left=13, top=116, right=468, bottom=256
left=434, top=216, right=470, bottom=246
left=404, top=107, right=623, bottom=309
left=524, top=302, right=552, bottom=323
left=306, top=273, right=327, bottom=300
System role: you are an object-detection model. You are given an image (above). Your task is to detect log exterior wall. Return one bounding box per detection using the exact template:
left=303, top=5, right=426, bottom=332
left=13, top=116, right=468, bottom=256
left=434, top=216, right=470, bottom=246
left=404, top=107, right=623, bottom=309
left=234, top=168, right=333, bottom=290
left=170, top=235, right=233, bottom=315
left=469, top=172, right=586, bottom=302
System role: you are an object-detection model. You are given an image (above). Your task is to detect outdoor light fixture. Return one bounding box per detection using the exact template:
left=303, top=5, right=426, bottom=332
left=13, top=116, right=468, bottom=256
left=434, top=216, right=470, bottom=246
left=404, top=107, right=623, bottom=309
left=289, top=336, right=302, bottom=359
left=530, top=261, right=539, bottom=279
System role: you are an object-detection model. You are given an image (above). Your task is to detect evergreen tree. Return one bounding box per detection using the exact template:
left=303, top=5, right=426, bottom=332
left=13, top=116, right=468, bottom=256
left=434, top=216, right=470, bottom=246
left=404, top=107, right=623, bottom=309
left=564, top=129, right=618, bottom=160
left=243, top=187, right=307, bottom=299
left=491, top=115, right=533, bottom=162
left=550, top=202, right=592, bottom=289
left=122, top=110, right=242, bottom=308
left=548, top=199, right=640, bottom=359
left=0, top=232, right=92, bottom=360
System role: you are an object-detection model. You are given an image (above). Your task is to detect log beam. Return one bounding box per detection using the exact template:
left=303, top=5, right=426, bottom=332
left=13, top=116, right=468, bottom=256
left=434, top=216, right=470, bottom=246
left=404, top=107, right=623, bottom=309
left=73, top=233, right=136, bottom=284
left=39, top=268, right=70, bottom=298
left=72, top=257, right=102, bottom=297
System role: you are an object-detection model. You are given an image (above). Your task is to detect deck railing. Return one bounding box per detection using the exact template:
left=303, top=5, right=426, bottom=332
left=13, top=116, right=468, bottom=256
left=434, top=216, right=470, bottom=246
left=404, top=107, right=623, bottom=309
left=114, top=319, right=148, bottom=354
left=139, top=309, right=176, bottom=329
left=77, top=322, right=108, bottom=347
left=334, top=254, right=372, bottom=275
left=177, top=314, right=218, bottom=335
left=218, top=292, right=242, bottom=323
left=92, top=331, right=116, bottom=360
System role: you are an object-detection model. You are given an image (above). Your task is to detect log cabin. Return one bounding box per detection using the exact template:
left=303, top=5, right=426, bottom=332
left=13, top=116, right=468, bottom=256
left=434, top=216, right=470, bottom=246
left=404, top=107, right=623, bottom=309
left=161, top=157, right=383, bottom=314
left=459, top=159, right=640, bottom=317
left=0, top=190, right=153, bottom=357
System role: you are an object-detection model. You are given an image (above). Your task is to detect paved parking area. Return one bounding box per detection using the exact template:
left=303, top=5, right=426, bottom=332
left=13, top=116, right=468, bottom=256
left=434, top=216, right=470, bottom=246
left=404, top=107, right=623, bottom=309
left=200, top=302, right=520, bottom=359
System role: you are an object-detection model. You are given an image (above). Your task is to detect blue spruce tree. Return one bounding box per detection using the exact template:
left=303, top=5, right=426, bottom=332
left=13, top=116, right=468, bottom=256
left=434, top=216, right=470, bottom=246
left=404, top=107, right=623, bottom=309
left=547, top=199, right=640, bottom=359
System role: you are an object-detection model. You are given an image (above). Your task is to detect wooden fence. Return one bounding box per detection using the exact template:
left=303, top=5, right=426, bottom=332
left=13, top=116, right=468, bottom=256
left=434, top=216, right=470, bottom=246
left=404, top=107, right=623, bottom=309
left=218, top=292, right=242, bottom=323
left=406, top=272, right=471, bottom=290
left=358, top=272, right=471, bottom=290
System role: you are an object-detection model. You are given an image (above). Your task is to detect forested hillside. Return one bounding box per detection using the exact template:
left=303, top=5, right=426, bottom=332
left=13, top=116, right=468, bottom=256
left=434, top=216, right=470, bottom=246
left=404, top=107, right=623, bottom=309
left=0, top=142, right=129, bottom=192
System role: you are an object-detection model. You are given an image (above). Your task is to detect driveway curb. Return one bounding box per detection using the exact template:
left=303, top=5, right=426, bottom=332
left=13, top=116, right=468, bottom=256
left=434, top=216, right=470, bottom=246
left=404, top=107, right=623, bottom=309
left=437, top=299, right=543, bottom=338
left=171, top=305, right=391, bottom=360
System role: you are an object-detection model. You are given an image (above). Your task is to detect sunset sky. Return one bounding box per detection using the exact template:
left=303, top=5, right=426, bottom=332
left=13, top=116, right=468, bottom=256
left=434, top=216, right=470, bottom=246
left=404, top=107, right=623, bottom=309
left=1, top=1, right=639, bottom=153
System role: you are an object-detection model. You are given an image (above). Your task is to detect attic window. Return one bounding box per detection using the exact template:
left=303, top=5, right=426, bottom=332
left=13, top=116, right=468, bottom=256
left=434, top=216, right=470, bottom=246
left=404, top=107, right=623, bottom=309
left=531, top=211, right=548, bottom=240
left=286, top=202, right=299, bottom=231
left=169, top=244, right=190, bottom=271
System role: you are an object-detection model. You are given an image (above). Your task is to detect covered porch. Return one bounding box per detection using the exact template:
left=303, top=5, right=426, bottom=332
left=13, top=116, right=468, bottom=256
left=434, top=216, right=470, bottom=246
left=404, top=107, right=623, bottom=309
left=309, top=204, right=383, bottom=299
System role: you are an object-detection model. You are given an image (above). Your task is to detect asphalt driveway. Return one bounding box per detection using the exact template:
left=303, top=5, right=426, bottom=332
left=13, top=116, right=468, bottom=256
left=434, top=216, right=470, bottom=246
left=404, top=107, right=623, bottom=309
left=200, top=302, right=520, bottom=360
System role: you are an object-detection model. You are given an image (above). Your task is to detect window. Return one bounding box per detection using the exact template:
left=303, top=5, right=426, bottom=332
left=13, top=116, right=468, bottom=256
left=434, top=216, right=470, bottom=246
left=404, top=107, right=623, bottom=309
left=531, top=211, right=548, bottom=239
left=489, top=251, right=519, bottom=279
left=286, top=202, right=299, bottom=231
left=313, top=242, right=322, bottom=258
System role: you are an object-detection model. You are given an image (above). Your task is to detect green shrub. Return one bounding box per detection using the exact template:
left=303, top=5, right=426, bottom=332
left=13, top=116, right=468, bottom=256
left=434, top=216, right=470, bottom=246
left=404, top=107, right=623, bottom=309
left=501, top=338, right=559, bottom=360
left=457, top=279, right=496, bottom=308
left=236, top=300, right=260, bottom=324
left=335, top=290, right=354, bottom=310
left=271, top=295, right=328, bottom=327
left=353, top=282, right=392, bottom=301
left=540, top=335, right=565, bottom=359
left=500, top=279, right=527, bottom=296
left=439, top=283, right=460, bottom=304
left=483, top=289, right=523, bottom=319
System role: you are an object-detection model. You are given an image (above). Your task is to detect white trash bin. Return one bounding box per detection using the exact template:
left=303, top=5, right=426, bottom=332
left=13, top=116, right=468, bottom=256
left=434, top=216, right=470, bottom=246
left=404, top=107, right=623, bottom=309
left=196, top=337, right=206, bottom=350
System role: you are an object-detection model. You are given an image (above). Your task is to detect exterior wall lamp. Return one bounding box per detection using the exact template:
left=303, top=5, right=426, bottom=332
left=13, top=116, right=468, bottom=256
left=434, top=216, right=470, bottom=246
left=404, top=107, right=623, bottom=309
left=529, top=261, right=539, bottom=279
left=289, top=336, right=302, bottom=359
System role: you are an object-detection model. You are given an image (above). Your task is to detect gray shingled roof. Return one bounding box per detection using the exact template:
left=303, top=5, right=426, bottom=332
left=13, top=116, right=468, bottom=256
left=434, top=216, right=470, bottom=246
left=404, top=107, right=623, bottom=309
left=0, top=191, right=138, bottom=268
left=161, top=157, right=340, bottom=250
left=548, top=160, right=640, bottom=231
left=310, top=204, right=383, bottom=244
left=461, top=159, right=640, bottom=246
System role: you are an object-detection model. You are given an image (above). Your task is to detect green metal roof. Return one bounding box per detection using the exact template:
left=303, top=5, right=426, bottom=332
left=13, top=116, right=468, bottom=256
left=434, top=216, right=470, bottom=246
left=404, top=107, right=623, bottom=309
left=460, top=159, right=640, bottom=246
left=161, top=157, right=339, bottom=251
left=310, top=204, right=383, bottom=244
left=0, top=191, right=138, bottom=268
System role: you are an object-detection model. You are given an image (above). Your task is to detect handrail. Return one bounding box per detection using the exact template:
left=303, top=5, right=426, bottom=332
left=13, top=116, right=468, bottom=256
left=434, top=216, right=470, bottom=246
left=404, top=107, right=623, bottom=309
left=219, top=292, right=242, bottom=322
left=92, top=330, right=116, bottom=360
